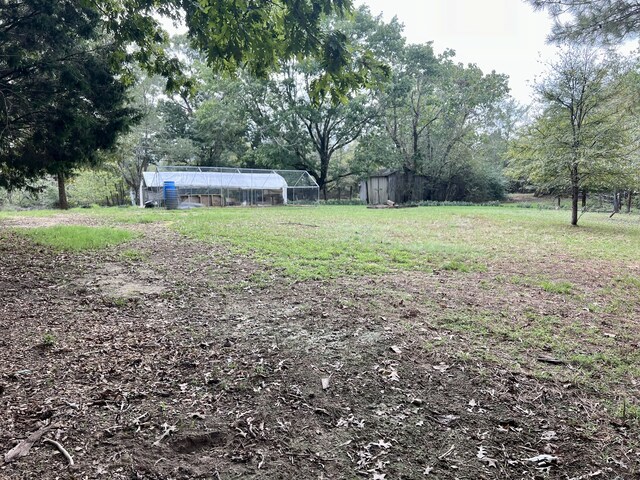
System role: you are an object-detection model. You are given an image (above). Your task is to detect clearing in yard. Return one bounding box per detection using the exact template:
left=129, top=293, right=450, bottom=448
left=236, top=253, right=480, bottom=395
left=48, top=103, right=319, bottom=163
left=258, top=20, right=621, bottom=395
left=1, top=205, right=639, bottom=479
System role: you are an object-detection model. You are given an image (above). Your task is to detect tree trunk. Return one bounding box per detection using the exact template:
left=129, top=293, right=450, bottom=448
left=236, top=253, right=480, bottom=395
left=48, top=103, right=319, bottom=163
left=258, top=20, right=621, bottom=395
left=571, top=185, right=579, bottom=226
left=627, top=191, right=633, bottom=213
left=581, top=191, right=587, bottom=208
left=557, top=196, right=561, bottom=209
left=317, top=152, right=330, bottom=198
left=613, top=191, right=621, bottom=213
left=570, top=165, right=579, bottom=226
left=57, top=174, right=68, bottom=210
left=404, top=168, right=415, bottom=202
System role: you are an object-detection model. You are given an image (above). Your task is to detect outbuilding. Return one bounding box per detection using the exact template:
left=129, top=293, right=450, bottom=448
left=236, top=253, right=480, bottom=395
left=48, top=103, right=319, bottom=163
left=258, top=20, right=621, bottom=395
left=360, top=170, right=429, bottom=205
left=142, top=166, right=319, bottom=208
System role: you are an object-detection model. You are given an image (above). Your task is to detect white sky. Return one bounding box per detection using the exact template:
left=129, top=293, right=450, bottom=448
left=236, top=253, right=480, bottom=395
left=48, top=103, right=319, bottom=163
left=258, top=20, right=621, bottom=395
left=358, top=0, right=559, bottom=105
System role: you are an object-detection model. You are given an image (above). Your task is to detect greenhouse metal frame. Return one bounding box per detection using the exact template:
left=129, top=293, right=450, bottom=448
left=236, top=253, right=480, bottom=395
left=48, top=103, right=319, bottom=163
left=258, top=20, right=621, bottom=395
left=142, top=166, right=320, bottom=208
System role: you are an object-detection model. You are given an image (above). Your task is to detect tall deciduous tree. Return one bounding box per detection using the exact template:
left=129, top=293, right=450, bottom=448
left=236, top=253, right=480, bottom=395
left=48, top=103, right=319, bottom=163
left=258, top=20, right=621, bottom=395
left=105, top=74, right=167, bottom=206
left=374, top=43, right=509, bottom=200
left=240, top=7, right=397, bottom=193
left=244, top=67, right=379, bottom=193
left=190, top=77, right=250, bottom=166
left=0, top=1, right=138, bottom=207
left=507, top=48, right=633, bottom=225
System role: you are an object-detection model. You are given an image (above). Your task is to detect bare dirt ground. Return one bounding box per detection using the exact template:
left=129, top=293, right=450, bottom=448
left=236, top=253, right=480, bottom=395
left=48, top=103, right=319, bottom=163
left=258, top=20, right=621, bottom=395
left=0, top=213, right=102, bottom=229
left=1, top=217, right=639, bottom=479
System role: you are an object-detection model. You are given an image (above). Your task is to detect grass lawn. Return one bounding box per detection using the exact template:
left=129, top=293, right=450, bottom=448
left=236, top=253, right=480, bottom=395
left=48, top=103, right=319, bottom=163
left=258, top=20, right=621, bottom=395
left=14, top=225, right=136, bottom=251
left=154, top=206, right=639, bottom=278
left=4, top=204, right=628, bottom=276
left=6, top=204, right=640, bottom=276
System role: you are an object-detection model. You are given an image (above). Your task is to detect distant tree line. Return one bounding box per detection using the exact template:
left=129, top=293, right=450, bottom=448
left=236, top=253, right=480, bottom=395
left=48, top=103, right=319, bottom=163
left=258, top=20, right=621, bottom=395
left=97, top=7, right=513, bottom=205
left=3, top=0, right=640, bottom=224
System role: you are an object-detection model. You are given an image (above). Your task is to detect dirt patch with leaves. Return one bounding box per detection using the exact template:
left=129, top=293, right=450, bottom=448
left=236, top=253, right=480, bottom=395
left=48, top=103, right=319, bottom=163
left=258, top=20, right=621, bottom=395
left=1, top=221, right=639, bottom=480
left=0, top=213, right=102, bottom=229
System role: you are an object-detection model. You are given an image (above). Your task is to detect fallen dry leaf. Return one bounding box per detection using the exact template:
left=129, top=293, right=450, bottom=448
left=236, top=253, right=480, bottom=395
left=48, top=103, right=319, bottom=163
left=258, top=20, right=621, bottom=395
left=525, top=454, right=559, bottom=466
left=432, top=363, right=450, bottom=373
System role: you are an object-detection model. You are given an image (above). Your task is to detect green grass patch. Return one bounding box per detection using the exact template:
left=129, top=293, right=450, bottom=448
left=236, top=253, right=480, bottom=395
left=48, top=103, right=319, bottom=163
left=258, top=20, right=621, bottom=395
left=429, top=306, right=640, bottom=388
left=81, top=205, right=640, bottom=279
left=74, top=206, right=185, bottom=224
left=41, top=333, right=56, bottom=347
left=7, top=205, right=640, bottom=280
left=539, top=280, right=573, bottom=294
left=171, top=207, right=489, bottom=280
left=0, top=209, right=63, bottom=219
left=440, top=260, right=471, bottom=272
left=120, top=248, right=147, bottom=262
left=615, top=402, right=640, bottom=423
left=18, top=225, right=135, bottom=251
left=614, top=275, right=640, bottom=289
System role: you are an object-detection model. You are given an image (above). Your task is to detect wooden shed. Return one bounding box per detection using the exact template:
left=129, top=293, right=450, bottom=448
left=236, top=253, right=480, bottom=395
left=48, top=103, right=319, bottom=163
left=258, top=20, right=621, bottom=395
left=360, top=170, right=429, bottom=205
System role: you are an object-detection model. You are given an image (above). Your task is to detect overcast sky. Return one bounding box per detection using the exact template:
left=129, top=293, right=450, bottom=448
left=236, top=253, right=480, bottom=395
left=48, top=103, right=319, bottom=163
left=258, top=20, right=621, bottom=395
left=357, top=0, right=559, bottom=104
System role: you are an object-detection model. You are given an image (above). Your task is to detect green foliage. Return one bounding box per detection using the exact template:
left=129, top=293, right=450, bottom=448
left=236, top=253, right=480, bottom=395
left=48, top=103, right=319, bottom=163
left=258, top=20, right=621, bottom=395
left=120, top=249, right=147, bottom=262
left=1, top=0, right=360, bottom=190
left=66, top=169, right=129, bottom=207
left=17, top=226, right=136, bottom=251
left=0, top=180, right=58, bottom=210
left=506, top=47, right=635, bottom=225
left=368, top=41, right=511, bottom=202
left=236, top=7, right=399, bottom=189
left=352, top=133, right=404, bottom=175
left=529, top=1, right=640, bottom=43
left=102, top=73, right=170, bottom=205
left=0, top=0, right=139, bottom=192
left=90, top=5, right=515, bottom=203
left=42, top=333, right=56, bottom=347
left=441, top=260, right=471, bottom=273
left=182, top=0, right=353, bottom=78
left=191, top=77, right=250, bottom=166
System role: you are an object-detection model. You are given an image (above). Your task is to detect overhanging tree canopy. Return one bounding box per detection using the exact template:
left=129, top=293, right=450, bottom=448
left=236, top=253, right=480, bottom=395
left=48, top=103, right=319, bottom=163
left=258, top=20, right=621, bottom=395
left=0, top=1, right=138, bottom=193
left=529, top=0, right=640, bottom=43
left=0, top=0, right=356, bottom=191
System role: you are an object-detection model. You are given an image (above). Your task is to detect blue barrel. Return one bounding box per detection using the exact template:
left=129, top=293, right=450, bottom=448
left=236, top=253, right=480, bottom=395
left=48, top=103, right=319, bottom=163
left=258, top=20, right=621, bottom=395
left=163, top=181, right=179, bottom=210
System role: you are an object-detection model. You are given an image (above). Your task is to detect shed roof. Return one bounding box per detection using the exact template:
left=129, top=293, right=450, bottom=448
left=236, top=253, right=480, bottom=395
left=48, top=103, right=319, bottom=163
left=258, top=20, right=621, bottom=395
left=369, top=169, right=399, bottom=178
left=143, top=171, right=288, bottom=190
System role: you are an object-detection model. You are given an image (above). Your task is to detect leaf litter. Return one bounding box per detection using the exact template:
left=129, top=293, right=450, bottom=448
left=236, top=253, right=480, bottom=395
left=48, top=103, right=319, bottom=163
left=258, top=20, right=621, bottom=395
left=1, top=220, right=639, bottom=479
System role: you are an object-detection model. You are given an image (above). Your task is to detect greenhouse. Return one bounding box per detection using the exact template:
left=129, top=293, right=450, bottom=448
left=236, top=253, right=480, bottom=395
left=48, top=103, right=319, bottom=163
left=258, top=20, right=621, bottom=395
left=141, top=166, right=319, bottom=208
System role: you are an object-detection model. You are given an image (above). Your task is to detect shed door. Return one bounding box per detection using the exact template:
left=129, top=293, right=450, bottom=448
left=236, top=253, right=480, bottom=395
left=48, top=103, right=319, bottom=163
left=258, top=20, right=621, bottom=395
left=370, top=177, right=379, bottom=204
left=371, top=177, right=388, bottom=204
